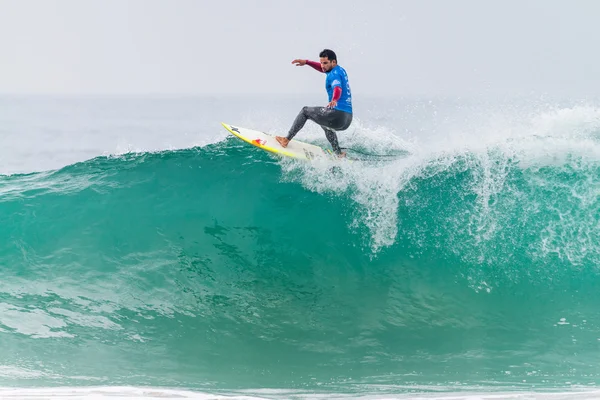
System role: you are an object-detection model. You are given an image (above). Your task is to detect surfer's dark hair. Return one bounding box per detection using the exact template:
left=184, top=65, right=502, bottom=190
left=319, top=49, right=337, bottom=62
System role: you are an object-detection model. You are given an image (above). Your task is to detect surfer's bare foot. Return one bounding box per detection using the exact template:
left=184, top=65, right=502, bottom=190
left=337, top=151, right=347, bottom=158
left=275, top=136, right=289, bottom=148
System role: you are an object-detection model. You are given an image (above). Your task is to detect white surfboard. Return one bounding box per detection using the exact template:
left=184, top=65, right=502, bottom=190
left=221, top=122, right=335, bottom=161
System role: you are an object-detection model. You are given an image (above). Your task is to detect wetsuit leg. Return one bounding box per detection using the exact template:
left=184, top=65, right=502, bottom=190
left=287, top=106, right=353, bottom=154
left=287, top=107, right=325, bottom=140
left=323, top=127, right=341, bottom=154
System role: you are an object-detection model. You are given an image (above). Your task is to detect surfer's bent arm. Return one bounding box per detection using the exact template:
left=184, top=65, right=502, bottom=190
left=306, top=60, right=324, bottom=73
left=332, top=86, right=342, bottom=102
left=331, top=71, right=343, bottom=102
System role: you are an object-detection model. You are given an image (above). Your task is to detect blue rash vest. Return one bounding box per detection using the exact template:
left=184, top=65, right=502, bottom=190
left=325, top=65, right=353, bottom=114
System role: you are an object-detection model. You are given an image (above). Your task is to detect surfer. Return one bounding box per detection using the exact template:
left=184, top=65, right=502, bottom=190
left=275, top=49, right=353, bottom=157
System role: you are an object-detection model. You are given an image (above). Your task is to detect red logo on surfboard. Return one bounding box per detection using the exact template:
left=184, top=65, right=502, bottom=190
left=252, top=138, right=266, bottom=146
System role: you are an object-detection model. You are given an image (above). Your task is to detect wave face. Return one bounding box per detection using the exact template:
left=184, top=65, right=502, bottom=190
left=1, top=97, right=600, bottom=394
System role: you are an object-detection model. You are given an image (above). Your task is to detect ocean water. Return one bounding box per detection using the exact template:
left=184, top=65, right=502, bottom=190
left=1, top=94, right=600, bottom=399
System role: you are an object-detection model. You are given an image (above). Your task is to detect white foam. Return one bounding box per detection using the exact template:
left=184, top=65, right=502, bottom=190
left=1, top=386, right=600, bottom=400
left=0, top=386, right=254, bottom=399
left=277, top=102, right=600, bottom=255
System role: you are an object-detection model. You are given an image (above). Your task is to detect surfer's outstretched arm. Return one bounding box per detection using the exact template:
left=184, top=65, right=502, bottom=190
left=305, top=60, right=324, bottom=73
left=291, top=58, right=324, bottom=73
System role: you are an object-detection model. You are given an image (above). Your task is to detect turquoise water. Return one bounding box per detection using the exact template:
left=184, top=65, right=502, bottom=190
left=1, top=96, right=600, bottom=398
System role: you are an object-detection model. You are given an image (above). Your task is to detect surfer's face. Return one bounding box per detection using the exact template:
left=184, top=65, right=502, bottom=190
left=320, top=57, right=336, bottom=72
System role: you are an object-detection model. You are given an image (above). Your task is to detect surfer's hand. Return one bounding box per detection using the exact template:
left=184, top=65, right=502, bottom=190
left=292, top=59, right=307, bottom=66
left=327, top=100, right=337, bottom=108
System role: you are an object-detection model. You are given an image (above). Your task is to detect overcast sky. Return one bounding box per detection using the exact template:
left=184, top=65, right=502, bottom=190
left=1, top=0, right=599, bottom=97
